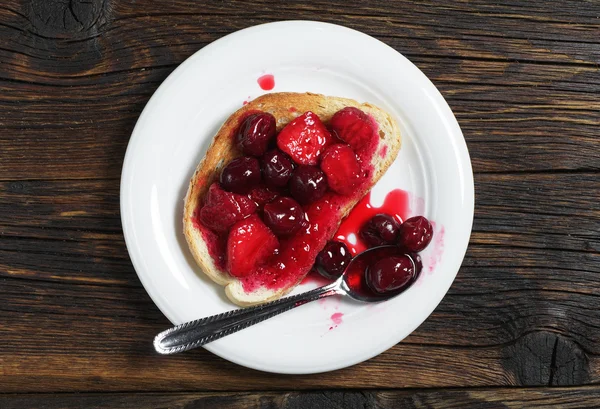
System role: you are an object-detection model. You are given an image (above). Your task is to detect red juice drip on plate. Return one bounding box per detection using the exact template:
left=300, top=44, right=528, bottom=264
left=330, top=312, right=343, bottom=325
left=301, top=268, right=332, bottom=287
left=335, top=189, right=410, bottom=255
left=257, top=74, right=275, bottom=90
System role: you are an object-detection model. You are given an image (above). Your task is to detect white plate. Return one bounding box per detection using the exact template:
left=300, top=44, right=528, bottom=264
left=121, top=21, right=474, bottom=374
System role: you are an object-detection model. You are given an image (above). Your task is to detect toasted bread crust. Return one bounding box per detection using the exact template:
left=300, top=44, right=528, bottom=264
left=183, top=92, right=401, bottom=306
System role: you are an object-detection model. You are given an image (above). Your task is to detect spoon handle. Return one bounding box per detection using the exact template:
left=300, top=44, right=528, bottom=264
left=154, top=281, right=341, bottom=354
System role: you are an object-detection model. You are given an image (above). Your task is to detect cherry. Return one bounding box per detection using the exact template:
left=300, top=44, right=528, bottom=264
left=397, top=216, right=433, bottom=252
left=409, top=252, right=423, bottom=276
left=220, top=156, right=261, bottom=194
left=236, top=112, right=276, bottom=156
left=366, top=254, right=414, bottom=294
left=316, top=241, right=352, bottom=279
left=263, top=197, right=305, bottom=236
left=359, top=213, right=401, bottom=247
left=289, top=165, right=328, bottom=205
left=262, top=149, right=295, bottom=188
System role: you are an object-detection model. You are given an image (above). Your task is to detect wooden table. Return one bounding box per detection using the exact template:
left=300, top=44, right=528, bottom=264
left=1, top=1, right=599, bottom=407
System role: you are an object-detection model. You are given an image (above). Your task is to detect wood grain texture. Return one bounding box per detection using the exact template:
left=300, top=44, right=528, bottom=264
left=1, top=174, right=598, bottom=391
left=1, top=0, right=599, bottom=179
left=2, top=387, right=600, bottom=409
left=0, top=0, right=599, bottom=403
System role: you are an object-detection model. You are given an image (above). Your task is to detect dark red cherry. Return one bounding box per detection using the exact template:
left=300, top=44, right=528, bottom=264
left=359, top=213, right=401, bottom=247
left=262, top=149, right=295, bottom=188
left=366, top=255, right=415, bottom=294
left=220, top=156, right=261, bottom=194
left=289, top=165, right=328, bottom=205
left=316, top=241, right=352, bottom=279
left=263, top=197, right=304, bottom=236
left=409, top=252, right=423, bottom=276
left=397, top=216, right=433, bottom=253
left=236, top=113, right=277, bottom=156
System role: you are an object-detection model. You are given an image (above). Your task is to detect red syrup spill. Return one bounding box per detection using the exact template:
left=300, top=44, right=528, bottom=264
left=427, top=223, right=445, bottom=274
left=257, top=74, right=275, bottom=90
left=331, top=312, right=343, bottom=325
left=335, top=189, right=410, bottom=255
left=301, top=268, right=332, bottom=287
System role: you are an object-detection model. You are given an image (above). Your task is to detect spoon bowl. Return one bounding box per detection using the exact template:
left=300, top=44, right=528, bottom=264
left=336, top=245, right=417, bottom=302
left=154, top=245, right=417, bottom=355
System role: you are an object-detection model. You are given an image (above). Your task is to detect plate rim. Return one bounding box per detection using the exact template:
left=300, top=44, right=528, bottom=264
left=120, top=20, right=475, bottom=374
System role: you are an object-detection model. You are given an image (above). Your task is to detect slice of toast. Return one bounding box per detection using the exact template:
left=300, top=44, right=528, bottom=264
left=183, top=92, right=401, bottom=306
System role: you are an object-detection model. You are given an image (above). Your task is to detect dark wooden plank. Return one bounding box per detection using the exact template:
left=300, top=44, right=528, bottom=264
left=0, top=173, right=599, bottom=391
left=1, top=0, right=599, bottom=396
left=3, top=0, right=599, bottom=75
left=0, top=1, right=599, bottom=180
left=1, top=58, right=598, bottom=178
left=2, top=387, right=600, bottom=409
left=1, top=59, right=598, bottom=179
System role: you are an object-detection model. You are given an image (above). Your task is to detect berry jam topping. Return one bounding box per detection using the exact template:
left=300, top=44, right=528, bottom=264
left=320, top=143, right=363, bottom=195
left=262, top=149, right=295, bottom=188
left=193, top=107, right=394, bottom=292
left=240, top=197, right=341, bottom=292
left=330, top=106, right=376, bottom=151
left=316, top=241, right=352, bottom=279
left=220, top=156, right=261, bottom=194
left=257, top=74, right=275, bottom=91
left=199, top=183, right=257, bottom=233
left=277, top=111, right=332, bottom=165
left=248, top=185, right=279, bottom=208
left=366, top=254, right=415, bottom=294
left=227, top=214, right=279, bottom=277
left=301, top=266, right=332, bottom=287
left=197, top=226, right=227, bottom=270
left=236, top=112, right=277, bottom=156
left=263, top=197, right=305, bottom=236
left=360, top=213, right=401, bottom=247
left=398, top=216, right=433, bottom=253
left=289, top=165, right=328, bottom=205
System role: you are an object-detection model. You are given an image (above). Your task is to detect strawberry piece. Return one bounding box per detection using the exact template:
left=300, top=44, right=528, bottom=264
left=320, top=144, right=363, bottom=195
left=227, top=214, right=279, bottom=277
left=329, top=107, right=375, bottom=151
left=277, top=111, right=332, bottom=165
left=199, top=183, right=257, bottom=232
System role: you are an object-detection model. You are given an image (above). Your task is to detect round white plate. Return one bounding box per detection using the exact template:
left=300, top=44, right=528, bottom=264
left=121, top=21, right=474, bottom=374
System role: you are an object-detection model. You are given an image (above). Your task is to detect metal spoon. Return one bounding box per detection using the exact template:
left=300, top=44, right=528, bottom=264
left=154, top=245, right=415, bottom=355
